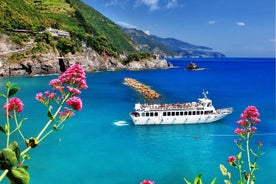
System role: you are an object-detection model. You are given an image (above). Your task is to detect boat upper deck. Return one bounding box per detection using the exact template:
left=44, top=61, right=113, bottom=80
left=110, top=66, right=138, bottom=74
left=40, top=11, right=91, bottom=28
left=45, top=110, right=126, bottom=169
left=135, top=101, right=212, bottom=112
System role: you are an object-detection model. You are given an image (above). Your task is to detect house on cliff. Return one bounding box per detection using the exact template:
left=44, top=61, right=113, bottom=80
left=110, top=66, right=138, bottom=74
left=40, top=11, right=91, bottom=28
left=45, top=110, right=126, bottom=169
left=46, top=28, right=70, bottom=38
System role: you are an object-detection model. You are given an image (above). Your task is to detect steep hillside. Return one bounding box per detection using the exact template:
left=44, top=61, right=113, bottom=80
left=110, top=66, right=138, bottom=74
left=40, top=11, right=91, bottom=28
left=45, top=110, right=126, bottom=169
left=122, top=28, right=175, bottom=56
left=0, top=0, right=136, bottom=56
left=64, top=0, right=135, bottom=54
left=124, top=28, right=225, bottom=58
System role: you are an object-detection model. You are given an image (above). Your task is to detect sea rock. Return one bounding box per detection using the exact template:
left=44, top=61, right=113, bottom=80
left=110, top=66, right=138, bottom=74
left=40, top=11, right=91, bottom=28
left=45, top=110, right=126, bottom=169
left=185, top=62, right=205, bottom=70
left=185, top=62, right=199, bottom=70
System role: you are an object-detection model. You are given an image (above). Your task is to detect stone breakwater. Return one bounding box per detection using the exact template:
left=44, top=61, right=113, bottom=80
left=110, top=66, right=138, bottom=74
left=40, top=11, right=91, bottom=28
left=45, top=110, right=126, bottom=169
left=124, top=78, right=160, bottom=99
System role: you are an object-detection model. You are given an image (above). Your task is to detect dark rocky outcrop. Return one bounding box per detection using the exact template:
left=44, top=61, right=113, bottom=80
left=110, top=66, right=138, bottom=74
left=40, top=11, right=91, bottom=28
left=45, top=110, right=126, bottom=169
left=185, top=62, right=205, bottom=71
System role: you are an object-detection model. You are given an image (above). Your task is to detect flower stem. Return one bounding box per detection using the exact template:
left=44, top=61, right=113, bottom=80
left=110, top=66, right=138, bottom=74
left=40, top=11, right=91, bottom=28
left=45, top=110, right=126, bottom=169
left=5, top=88, right=10, bottom=148
left=11, top=111, right=26, bottom=141
left=0, top=169, right=9, bottom=182
left=20, top=146, right=32, bottom=156
left=246, top=133, right=251, bottom=184
left=35, top=93, right=69, bottom=141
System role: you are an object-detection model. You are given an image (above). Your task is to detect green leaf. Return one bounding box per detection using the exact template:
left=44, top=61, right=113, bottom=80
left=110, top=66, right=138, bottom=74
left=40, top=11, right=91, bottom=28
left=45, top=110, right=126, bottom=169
left=9, top=141, right=21, bottom=161
left=7, top=167, right=30, bottom=184
left=0, top=148, right=17, bottom=170
left=210, top=177, right=217, bottom=184
left=0, top=94, right=6, bottom=98
left=183, top=178, right=192, bottom=184
left=5, top=123, right=10, bottom=133
left=18, top=118, right=28, bottom=127
left=6, top=81, right=11, bottom=88
left=194, top=174, right=203, bottom=184
left=8, top=87, right=20, bottom=97
left=237, top=152, right=242, bottom=160
left=0, top=125, right=5, bottom=134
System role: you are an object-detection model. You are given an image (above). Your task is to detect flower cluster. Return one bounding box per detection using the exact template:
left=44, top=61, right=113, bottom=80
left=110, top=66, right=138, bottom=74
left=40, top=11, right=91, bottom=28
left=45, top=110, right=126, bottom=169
left=3, top=97, right=24, bottom=114
left=66, top=96, right=82, bottom=111
left=36, top=64, right=87, bottom=119
left=234, top=106, right=260, bottom=138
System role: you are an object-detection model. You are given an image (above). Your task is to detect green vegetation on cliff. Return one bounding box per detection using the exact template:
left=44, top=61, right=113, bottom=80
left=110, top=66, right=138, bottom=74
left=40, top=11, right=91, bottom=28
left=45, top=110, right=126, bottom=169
left=0, top=0, right=136, bottom=57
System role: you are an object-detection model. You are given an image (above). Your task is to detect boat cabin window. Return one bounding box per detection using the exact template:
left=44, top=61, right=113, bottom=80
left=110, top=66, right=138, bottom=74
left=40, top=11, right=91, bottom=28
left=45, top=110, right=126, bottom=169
left=132, top=112, right=140, bottom=117
left=146, top=112, right=149, bottom=117
left=207, top=102, right=212, bottom=107
left=188, top=111, right=192, bottom=115
left=204, top=110, right=213, bottom=115
left=163, top=112, right=166, bottom=116
left=155, top=112, right=158, bottom=116
left=176, top=112, right=179, bottom=116
left=172, top=112, right=175, bottom=116
left=180, top=112, right=183, bottom=116
left=184, top=111, right=188, bottom=115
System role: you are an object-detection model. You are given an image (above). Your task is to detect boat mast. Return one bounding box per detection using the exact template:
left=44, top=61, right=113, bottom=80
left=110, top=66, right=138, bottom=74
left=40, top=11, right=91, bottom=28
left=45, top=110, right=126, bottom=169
left=202, top=90, right=208, bottom=99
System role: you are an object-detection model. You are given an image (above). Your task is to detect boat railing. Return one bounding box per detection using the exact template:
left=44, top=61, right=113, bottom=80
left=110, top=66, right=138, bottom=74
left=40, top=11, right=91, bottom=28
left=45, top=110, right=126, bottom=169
left=137, top=102, right=207, bottom=111
left=216, top=107, right=233, bottom=114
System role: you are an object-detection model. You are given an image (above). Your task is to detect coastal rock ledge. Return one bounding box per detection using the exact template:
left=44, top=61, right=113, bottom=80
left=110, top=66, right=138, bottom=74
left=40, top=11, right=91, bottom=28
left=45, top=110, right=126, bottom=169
left=0, top=47, right=172, bottom=77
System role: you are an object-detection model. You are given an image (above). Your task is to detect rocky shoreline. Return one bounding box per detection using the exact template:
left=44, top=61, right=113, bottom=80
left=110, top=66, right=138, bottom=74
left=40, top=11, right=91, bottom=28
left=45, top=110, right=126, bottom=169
left=0, top=39, right=172, bottom=77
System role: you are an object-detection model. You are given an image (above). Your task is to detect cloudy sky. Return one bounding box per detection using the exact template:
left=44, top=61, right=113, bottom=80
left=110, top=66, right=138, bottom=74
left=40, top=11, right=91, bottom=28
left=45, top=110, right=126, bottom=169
left=83, top=0, right=275, bottom=57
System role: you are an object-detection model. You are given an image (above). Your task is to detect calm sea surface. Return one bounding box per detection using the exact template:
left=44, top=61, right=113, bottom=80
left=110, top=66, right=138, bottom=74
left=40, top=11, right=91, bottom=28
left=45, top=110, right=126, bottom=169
left=0, top=58, right=275, bottom=183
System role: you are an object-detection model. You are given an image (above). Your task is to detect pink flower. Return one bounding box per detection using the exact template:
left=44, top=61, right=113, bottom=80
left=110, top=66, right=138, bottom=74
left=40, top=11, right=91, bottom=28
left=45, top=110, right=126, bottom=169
left=66, top=86, right=81, bottom=95
left=35, top=92, right=44, bottom=102
left=49, top=79, right=62, bottom=87
left=252, top=117, right=260, bottom=123
left=58, top=64, right=88, bottom=90
left=3, top=97, right=24, bottom=113
left=227, top=156, right=236, bottom=163
left=140, top=180, right=154, bottom=184
left=258, top=141, right=263, bottom=146
left=234, top=128, right=245, bottom=135
left=240, top=106, right=260, bottom=119
left=237, top=119, right=248, bottom=127
left=59, top=107, right=75, bottom=119
left=66, top=97, right=82, bottom=111
left=44, top=91, right=56, bottom=99
left=247, top=126, right=257, bottom=133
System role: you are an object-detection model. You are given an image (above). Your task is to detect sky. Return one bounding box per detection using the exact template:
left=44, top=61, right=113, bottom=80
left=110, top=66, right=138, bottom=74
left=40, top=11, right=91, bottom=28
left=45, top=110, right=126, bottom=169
left=82, top=0, right=275, bottom=57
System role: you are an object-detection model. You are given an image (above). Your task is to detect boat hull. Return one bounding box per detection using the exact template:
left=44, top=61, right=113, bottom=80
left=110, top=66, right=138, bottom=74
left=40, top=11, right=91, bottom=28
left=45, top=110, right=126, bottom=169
left=129, top=91, right=233, bottom=125
left=130, top=108, right=232, bottom=125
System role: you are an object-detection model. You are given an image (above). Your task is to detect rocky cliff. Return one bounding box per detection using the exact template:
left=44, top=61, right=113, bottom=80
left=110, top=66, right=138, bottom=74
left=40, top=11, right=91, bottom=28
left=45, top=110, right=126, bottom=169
left=0, top=34, right=171, bottom=77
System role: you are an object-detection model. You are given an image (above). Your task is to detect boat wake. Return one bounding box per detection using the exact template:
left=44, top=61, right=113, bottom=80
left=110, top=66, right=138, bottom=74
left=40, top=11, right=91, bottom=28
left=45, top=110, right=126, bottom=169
left=114, top=120, right=129, bottom=126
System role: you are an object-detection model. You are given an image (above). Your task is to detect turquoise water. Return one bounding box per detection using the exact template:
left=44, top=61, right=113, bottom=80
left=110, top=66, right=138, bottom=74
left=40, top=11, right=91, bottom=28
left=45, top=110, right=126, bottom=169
left=0, top=58, right=275, bottom=183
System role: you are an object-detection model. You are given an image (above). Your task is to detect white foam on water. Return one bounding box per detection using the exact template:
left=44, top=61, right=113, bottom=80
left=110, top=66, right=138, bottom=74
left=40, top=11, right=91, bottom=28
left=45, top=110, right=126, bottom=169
left=114, top=120, right=129, bottom=126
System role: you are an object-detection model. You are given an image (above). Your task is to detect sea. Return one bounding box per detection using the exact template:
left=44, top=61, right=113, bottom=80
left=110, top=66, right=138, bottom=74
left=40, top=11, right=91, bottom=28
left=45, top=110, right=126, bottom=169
left=0, top=57, right=275, bottom=184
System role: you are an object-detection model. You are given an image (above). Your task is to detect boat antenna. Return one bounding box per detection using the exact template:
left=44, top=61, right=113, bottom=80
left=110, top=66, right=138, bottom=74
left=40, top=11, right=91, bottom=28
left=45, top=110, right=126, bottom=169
left=202, top=90, right=208, bottom=99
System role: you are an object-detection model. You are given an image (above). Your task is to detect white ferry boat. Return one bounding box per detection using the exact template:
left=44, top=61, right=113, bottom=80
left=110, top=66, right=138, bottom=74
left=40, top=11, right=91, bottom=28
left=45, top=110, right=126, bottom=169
left=129, top=91, right=233, bottom=125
